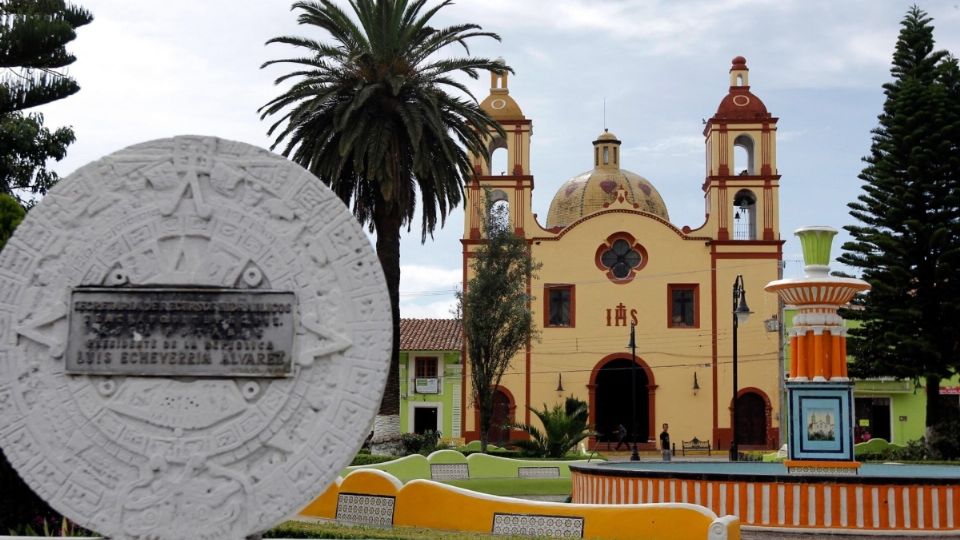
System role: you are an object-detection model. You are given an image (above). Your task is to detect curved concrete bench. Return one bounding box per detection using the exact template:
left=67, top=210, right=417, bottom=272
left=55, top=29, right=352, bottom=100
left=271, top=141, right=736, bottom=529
left=343, top=449, right=589, bottom=482
left=301, top=469, right=740, bottom=540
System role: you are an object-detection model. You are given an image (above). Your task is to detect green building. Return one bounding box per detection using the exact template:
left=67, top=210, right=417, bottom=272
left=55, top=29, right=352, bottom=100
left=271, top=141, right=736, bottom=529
left=399, top=318, right=464, bottom=442
left=783, top=307, right=955, bottom=445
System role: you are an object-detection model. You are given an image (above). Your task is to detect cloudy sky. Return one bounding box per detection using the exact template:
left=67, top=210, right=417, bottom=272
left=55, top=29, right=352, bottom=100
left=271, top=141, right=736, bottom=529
left=38, top=0, right=960, bottom=318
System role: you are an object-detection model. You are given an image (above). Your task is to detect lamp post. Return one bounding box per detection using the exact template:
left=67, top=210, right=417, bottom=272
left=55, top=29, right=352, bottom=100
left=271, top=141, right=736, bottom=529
left=730, top=274, right=752, bottom=462
left=628, top=322, right=640, bottom=461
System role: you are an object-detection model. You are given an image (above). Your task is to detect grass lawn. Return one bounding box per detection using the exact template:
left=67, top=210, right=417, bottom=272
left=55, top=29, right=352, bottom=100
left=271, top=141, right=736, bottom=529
left=441, top=477, right=571, bottom=497
left=267, top=520, right=549, bottom=539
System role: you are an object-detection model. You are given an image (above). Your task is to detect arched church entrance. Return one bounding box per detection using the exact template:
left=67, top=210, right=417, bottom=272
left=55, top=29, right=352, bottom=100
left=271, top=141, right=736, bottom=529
left=732, top=388, right=771, bottom=447
left=589, top=354, right=655, bottom=446
left=487, top=387, right=514, bottom=445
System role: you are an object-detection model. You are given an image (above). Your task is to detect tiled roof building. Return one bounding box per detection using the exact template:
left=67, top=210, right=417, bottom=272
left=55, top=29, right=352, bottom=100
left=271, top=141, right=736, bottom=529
left=400, top=318, right=462, bottom=351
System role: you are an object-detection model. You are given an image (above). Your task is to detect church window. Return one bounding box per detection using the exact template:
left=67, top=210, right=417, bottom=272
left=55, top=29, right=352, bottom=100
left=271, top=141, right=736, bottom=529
left=595, top=233, right=648, bottom=283
left=544, top=285, right=575, bottom=327
left=603, top=147, right=610, bottom=165
left=668, top=284, right=699, bottom=328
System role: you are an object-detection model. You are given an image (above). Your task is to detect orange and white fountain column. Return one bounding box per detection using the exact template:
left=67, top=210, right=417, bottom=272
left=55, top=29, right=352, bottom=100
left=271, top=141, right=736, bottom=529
left=766, top=226, right=870, bottom=473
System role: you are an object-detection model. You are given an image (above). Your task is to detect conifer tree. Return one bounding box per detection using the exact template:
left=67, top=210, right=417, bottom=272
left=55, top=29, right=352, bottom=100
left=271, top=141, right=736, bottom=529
left=0, top=0, right=92, bottom=201
left=458, top=200, right=539, bottom=453
left=839, top=6, right=960, bottom=443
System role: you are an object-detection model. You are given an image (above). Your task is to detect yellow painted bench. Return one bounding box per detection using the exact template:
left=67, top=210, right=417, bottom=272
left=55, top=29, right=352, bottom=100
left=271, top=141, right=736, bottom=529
left=300, top=468, right=740, bottom=540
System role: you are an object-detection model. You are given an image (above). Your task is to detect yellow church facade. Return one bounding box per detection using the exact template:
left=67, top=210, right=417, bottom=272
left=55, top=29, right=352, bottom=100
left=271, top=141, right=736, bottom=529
left=461, top=57, right=783, bottom=451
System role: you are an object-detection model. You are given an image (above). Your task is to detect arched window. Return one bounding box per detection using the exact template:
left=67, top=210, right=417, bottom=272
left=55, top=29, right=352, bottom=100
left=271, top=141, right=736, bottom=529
left=732, top=190, right=757, bottom=240
left=733, top=134, right=755, bottom=176
left=488, top=189, right=509, bottom=230
left=487, top=136, right=508, bottom=176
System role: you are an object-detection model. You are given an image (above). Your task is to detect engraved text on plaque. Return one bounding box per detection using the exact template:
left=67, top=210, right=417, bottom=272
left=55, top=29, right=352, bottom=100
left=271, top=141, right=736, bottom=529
left=66, top=288, right=296, bottom=377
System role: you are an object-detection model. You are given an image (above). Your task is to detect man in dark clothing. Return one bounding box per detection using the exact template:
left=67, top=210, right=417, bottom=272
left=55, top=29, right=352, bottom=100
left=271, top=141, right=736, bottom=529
left=614, top=424, right=628, bottom=450
left=660, top=423, right=671, bottom=461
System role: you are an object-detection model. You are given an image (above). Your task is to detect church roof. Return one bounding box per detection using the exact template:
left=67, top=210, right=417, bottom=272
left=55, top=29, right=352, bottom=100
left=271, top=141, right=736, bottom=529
left=400, top=318, right=463, bottom=351
left=545, top=130, right=669, bottom=229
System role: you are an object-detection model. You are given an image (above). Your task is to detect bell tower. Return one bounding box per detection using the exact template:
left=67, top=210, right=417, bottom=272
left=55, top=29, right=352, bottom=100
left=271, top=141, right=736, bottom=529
left=703, top=56, right=780, bottom=241
left=465, top=60, right=533, bottom=239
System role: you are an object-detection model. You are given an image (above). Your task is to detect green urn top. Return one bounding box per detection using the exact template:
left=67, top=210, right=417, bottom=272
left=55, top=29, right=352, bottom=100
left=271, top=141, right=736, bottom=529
left=795, top=226, right=837, bottom=276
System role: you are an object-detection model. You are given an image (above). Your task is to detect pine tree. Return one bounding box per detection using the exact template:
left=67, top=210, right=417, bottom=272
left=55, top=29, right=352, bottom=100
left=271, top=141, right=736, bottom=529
left=0, top=0, right=92, bottom=201
left=839, top=6, right=960, bottom=442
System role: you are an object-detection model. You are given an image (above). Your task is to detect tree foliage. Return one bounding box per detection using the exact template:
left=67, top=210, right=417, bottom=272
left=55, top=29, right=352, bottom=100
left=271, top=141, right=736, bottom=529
left=839, top=6, right=960, bottom=433
left=458, top=201, right=538, bottom=453
left=510, top=398, right=592, bottom=458
left=0, top=0, right=93, bottom=113
left=260, top=0, right=507, bottom=453
left=0, top=0, right=91, bottom=201
left=0, top=192, right=24, bottom=249
left=0, top=112, right=74, bottom=201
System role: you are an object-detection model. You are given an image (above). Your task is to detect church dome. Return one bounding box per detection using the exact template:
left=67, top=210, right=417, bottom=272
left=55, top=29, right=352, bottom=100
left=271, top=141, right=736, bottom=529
left=546, top=130, right=669, bottom=229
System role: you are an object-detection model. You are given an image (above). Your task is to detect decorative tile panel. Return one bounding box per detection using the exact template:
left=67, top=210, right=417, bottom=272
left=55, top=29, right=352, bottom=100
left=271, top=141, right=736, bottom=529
left=492, top=513, right=584, bottom=537
left=518, top=466, right=561, bottom=478
left=431, top=463, right=469, bottom=480
left=335, top=493, right=395, bottom=527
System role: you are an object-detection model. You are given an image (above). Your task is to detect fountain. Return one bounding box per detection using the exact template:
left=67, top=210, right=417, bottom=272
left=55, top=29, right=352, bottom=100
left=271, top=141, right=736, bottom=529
left=765, top=226, right=868, bottom=472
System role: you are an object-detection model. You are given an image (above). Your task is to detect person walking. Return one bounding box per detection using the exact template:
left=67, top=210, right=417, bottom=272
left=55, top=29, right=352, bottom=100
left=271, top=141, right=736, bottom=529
left=660, top=423, right=671, bottom=461
left=614, top=423, right=628, bottom=450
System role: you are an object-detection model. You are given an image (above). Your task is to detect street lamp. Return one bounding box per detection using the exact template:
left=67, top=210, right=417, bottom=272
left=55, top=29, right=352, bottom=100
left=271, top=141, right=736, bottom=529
left=730, top=274, right=753, bottom=461
left=628, top=322, right=640, bottom=461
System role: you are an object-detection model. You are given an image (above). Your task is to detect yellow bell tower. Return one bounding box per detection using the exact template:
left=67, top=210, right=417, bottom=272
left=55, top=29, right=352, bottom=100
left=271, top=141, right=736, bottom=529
left=703, top=56, right=780, bottom=241
left=464, top=60, right=533, bottom=239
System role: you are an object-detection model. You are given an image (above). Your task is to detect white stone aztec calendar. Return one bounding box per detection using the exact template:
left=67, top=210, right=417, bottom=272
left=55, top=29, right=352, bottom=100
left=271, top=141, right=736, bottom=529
left=0, top=136, right=391, bottom=539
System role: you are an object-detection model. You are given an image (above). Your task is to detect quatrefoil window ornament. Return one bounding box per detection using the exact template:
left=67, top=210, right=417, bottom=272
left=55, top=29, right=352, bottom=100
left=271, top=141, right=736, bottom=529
left=595, top=233, right=648, bottom=283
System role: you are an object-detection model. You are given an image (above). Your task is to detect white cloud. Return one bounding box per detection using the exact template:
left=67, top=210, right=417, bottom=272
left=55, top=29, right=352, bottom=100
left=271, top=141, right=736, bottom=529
left=400, top=264, right=461, bottom=295
left=399, top=264, right=461, bottom=319
left=400, top=299, right=459, bottom=319
left=623, top=135, right=703, bottom=157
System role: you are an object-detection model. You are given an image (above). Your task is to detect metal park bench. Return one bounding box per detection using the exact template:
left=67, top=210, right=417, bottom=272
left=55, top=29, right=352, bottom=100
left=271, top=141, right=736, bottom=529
left=681, top=437, right=711, bottom=456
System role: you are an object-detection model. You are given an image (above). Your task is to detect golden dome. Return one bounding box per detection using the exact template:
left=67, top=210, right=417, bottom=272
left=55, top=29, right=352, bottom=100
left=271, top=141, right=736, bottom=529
left=545, top=131, right=669, bottom=229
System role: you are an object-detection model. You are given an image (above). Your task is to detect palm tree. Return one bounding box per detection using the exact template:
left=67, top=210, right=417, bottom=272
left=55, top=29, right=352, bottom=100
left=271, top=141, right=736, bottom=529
left=260, top=0, right=508, bottom=453
left=511, top=400, right=594, bottom=458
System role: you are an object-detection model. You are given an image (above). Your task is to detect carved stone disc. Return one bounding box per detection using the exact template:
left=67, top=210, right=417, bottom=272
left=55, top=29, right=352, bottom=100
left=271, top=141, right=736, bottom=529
left=0, top=136, right=392, bottom=539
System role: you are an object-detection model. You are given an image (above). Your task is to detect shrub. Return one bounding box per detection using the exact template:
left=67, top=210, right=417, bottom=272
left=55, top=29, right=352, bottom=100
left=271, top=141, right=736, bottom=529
left=928, top=417, right=960, bottom=460
left=400, top=430, right=442, bottom=456
left=890, top=438, right=930, bottom=461
left=350, top=453, right=397, bottom=466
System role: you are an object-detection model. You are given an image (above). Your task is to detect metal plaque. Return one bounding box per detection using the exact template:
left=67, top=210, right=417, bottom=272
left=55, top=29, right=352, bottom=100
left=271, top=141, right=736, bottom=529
left=66, top=288, right=296, bottom=377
